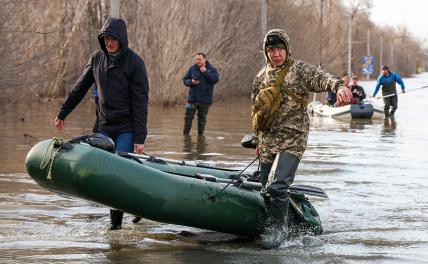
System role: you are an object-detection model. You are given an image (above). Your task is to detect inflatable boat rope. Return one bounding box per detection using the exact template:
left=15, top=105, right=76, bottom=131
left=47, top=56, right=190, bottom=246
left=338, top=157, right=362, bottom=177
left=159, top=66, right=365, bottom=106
left=40, top=137, right=67, bottom=180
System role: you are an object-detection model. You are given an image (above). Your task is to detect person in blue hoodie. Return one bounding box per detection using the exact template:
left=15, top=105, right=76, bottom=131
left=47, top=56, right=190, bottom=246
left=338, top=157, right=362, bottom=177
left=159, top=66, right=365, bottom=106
left=373, top=65, right=405, bottom=117
left=182, top=53, right=219, bottom=136
left=55, top=18, right=149, bottom=231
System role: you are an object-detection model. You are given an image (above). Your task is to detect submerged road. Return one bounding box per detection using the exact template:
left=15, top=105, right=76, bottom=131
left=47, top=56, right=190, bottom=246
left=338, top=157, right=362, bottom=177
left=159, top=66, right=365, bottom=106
left=1, top=73, right=428, bottom=263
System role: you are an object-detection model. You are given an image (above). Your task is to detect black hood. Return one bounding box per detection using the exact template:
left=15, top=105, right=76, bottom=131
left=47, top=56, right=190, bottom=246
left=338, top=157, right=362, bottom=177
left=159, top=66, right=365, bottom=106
left=98, top=18, right=129, bottom=54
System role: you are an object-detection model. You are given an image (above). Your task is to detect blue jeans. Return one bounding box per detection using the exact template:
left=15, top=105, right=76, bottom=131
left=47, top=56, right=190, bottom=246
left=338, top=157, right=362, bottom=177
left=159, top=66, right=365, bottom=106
left=101, top=132, right=134, bottom=153
left=100, top=132, right=135, bottom=227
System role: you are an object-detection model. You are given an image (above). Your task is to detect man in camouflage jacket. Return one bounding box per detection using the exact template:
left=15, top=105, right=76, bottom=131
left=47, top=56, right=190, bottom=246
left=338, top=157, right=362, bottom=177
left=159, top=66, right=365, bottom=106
left=251, top=29, right=344, bottom=249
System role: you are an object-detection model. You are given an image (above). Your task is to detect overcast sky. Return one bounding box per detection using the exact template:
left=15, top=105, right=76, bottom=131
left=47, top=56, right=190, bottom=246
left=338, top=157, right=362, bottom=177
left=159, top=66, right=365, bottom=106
left=365, top=0, right=427, bottom=41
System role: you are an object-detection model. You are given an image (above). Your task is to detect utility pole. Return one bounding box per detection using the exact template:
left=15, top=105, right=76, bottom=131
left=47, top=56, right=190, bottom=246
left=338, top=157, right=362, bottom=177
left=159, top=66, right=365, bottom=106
left=319, top=0, right=324, bottom=69
left=261, top=0, right=266, bottom=37
left=261, top=0, right=267, bottom=66
left=366, top=27, right=370, bottom=79
left=110, top=0, right=119, bottom=18
left=312, top=0, right=324, bottom=109
left=347, top=13, right=352, bottom=75
left=379, top=35, right=383, bottom=72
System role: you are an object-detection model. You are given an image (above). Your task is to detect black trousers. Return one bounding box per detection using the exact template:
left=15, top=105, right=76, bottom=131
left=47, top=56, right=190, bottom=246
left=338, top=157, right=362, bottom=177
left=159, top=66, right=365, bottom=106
left=383, top=95, right=398, bottom=116
left=183, top=104, right=210, bottom=135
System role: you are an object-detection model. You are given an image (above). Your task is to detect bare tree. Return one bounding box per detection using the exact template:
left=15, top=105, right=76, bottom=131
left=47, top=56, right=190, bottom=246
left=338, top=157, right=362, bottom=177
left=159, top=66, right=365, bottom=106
left=0, top=0, right=426, bottom=106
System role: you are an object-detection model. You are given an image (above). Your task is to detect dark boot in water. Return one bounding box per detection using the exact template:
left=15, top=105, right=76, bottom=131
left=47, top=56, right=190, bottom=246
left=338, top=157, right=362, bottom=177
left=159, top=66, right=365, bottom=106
left=260, top=199, right=289, bottom=249
left=132, top=216, right=142, bottom=224
left=109, top=209, right=123, bottom=230
left=259, top=151, right=300, bottom=249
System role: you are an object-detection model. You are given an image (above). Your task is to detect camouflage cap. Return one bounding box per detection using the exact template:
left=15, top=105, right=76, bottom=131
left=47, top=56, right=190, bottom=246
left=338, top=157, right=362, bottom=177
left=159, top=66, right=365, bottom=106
left=265, top=35, right=286, bottom=48
left=266, top=43, right=287, bottom=50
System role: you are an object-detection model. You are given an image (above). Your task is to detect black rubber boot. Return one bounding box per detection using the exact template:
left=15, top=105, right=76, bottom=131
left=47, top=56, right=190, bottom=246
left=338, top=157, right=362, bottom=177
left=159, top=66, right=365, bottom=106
left=259, top=162, right=272, bottom=190
left=389, top=95, right=398, bottom=117
left=384, top=109, right=390, bottom=118
left=183, top=107, right=196, bottom=135
left=261, top=199, right=289, bottom=249
left=197, top=104, right=209, bottom=136
left=260, top=151, right=300, bottom=249
left=132, top=216, right=142, bottom=224
left=109, top=209, right=123, bottom=230
left=383, top=100, right=391, bottom=118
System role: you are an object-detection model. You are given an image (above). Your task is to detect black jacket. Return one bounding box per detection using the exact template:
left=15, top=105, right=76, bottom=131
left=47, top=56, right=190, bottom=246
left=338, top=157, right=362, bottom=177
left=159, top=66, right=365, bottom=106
left=57, top=18, right=149, bottom=144
left=350, top=85, right=366, bottom=102
left=182, top=62, right=219, bottom=105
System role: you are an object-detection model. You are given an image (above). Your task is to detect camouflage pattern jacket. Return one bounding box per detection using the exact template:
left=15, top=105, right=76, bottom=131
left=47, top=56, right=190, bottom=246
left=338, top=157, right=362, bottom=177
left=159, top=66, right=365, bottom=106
left=251, top=29, right=342, bottom=163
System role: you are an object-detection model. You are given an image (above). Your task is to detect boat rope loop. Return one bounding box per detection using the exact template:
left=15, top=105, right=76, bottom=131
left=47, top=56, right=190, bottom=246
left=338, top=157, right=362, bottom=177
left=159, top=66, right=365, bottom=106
left=40, top=137, right=67, bottom=180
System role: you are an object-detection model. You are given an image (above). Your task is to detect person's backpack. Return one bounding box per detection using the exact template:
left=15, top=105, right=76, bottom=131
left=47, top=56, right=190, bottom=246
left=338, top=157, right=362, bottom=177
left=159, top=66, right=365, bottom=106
left=251, top=62, right=292, bottom=132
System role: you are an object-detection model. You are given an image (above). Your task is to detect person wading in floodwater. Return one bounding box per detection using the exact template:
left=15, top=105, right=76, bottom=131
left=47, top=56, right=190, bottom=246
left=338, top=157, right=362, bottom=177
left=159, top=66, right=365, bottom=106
left=54, top=18, right=149, bottom=231
left=251, top=29, right=346, bottom=249
left=373, top=65, right=405, bottom=118
left=182, top=53, right=219, bottom=136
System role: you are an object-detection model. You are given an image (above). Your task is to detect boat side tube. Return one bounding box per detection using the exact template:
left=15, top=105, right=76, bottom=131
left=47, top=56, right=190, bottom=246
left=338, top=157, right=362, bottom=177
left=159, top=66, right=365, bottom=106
left=125, top=152, right=241, bottom=179
left=26, top=140, right=267, bottom=237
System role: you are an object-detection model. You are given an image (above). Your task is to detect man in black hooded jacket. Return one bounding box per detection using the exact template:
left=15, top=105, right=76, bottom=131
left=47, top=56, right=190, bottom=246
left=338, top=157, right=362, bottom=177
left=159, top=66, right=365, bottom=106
left=55, top=18, right=149, bottom=230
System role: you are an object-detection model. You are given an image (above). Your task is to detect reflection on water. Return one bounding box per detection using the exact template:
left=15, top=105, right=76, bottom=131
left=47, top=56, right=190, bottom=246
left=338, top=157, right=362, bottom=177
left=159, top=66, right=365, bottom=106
left=382, top=117, right=397, bottom=137
left=1, top=74, right=428, bottom=263
left=349, top=118, right=373, bottom=130
left=182, top=135, right=208, bottom=160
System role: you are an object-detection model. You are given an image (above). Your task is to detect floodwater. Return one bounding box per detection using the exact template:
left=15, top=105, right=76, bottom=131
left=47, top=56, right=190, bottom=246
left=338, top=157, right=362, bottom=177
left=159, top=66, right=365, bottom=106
left=1, top=73, right=428, bottom=263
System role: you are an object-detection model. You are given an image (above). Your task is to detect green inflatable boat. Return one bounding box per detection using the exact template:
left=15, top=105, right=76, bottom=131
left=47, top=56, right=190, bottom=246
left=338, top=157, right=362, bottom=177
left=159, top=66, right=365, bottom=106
left=25, top=137, right=323, bottom=237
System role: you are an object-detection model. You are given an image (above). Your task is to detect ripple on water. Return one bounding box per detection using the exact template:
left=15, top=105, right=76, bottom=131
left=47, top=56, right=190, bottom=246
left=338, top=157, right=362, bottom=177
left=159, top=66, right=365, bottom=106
left=2, top=75, right=428, bottom=263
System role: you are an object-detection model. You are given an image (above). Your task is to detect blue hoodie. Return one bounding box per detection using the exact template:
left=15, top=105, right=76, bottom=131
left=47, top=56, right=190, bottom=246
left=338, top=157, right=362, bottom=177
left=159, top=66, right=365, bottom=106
left=373, top=71, right=405, bottom=97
